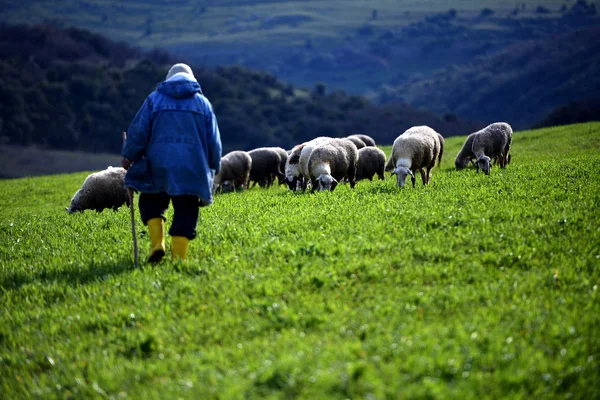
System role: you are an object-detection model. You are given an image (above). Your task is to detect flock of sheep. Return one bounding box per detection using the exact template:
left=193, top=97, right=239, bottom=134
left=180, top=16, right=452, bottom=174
left=66, top=122, right=513, bottom=212
left=212, top=121, right=513, bottom=195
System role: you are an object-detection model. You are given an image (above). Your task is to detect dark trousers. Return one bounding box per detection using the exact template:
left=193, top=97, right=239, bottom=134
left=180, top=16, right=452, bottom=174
left=138, top=193, right=199, bottom=240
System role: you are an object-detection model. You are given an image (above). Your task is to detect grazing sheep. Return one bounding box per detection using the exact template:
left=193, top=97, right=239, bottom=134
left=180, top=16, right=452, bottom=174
left=389, top=126, right=442, bottom=188
left=307, top=138, right=358, bottom=191
left=248, top=147, right=285, bottom=188
left=437, top=133, right=445, bottom=167
left=346, top=135, right=366, bottom=149
left=285, top=136, right=333, bottom=191
left=348, top=134, right=376, bottom=147
left=66, top=166, right=129, bottom=213
left=356, top=147, right=386, bottom=182
left=267, top=146, right=289, bottom=185
left=454, top=132, right=478, bottom=170
left=471, top=122, right=513, bottom=175
left=213, top=151, right=252, bottom=193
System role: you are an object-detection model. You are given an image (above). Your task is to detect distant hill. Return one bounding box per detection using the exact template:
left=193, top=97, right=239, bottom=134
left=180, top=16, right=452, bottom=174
left=1, top=1, right=597, bottom=93
left=0, top=24, right=483, bottom=164
left=1, top=0, right=598, bottom=133
left=533, top=96, right=600, bottom=128
left=374, top=27, right=600, bottom=129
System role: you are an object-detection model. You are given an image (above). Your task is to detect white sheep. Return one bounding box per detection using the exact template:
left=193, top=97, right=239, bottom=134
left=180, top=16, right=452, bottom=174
left=66, top=166, right=129, bottom=213
left=356, top=146, right=386, bottom=182
left=389, top=126, right=442, bottom=188
left=307, top=138, right=358, bottom=191
left=285, top=136, right=333, bottom=191
left=213, top=151, right=252, bottom=193
left=471, top=122, right=513, bottom=175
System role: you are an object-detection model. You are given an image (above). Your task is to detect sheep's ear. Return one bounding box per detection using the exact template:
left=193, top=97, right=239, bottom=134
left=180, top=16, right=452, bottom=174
left=407, top=169, right=414, bottom=178
left=330, top=179, right=338, bottom=191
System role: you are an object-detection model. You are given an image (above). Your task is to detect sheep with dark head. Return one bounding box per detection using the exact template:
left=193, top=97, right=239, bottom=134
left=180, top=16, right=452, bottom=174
left=248, top=147, right=285, bottom=188
left=213, top=151, right=252, bottom=193
left=471, top=122, right=513, bottom=175
left=389, top=126, right=442, bottom=188
left=66, top=166, right=129, bottom=213
left=356, top=147, right=386, bottom=182
left=307, top=138, right=358, bottom=191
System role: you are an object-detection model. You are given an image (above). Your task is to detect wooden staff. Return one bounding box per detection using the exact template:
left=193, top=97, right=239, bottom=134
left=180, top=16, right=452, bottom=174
left=122, top=131, right=139, bottom=268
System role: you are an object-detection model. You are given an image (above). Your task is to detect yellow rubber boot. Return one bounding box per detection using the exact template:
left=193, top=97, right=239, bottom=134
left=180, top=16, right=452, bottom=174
left=171, top=236, right=189, bottom=260
left=147, top=218, right=166, bottom=263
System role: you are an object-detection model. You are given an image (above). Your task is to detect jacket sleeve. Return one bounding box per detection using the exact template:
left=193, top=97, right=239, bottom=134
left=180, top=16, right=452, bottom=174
left=122, top=95, right=153, bottom=161
left=204, top=99, right=222, bottom=175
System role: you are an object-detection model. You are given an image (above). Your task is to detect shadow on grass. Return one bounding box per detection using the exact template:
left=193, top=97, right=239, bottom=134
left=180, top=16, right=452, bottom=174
left=1, top=258, right=136, bottom=290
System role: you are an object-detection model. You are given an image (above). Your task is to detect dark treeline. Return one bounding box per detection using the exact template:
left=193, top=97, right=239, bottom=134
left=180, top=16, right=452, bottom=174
left=0, top=23, right=484, bottom=154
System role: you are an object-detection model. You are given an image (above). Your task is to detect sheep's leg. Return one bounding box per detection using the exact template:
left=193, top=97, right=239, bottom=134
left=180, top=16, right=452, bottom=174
left=301, top=177, right=308, bottom=191
left=419, top=169, right=427, bottom=186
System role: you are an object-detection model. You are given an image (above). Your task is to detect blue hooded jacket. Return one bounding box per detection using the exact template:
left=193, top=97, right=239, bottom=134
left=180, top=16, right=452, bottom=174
left=122, top=74, right=222, bottom=205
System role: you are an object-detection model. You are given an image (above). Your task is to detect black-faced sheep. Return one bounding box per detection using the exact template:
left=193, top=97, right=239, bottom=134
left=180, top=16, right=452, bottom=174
left=66, top=166, right=129, bottom=213
left=213, top=151, right=252, bottom=193
left=248, top=147, right=285, bottom=188
left=346, top=135, right=366, bottom=150
left=472, top=122, right=513, bottom=175
left=307, top=138, right=358, bottom=191
left=389, top=126, right=442, bottom=188
left=356, top=147, right=386, bottom=182
left=348, top=134, right=376, bottom=147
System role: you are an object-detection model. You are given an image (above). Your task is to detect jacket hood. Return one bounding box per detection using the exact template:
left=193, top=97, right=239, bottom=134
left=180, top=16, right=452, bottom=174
left=156, top=74, right=203, bottom=99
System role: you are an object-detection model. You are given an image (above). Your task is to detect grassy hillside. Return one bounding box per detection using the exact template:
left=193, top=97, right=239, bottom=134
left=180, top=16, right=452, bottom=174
left=1, top=123, right=599, bottom=398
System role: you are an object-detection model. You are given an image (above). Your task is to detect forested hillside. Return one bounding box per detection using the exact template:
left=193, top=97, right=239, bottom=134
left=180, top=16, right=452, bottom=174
left=375, top=26, right=600, bottom=129
left=0, top=24, right=483, bottom=155
left=1, top=0, right=598, bottom=131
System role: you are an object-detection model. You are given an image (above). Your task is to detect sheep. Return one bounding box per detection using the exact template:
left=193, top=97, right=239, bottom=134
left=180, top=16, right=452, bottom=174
left=437, top=133, right=445, bottom=167
left=348, top=134, right=377, bottom=147
left=285, top=136, right=333, bottom=191
left=471, top=122, right=513, bottom=175
left=389, top=126, right=442, bottom=188
left=345, top=135, right=366, bottom=150
left=454, top=132, right=478, bottom=170
left=356, top=146, right=386, bottom=182
left=266, top=146, right=289, bottom=185
left=213, top=150, right=252, bottom=193
left=66, top=166, right=129, bottom=213
left=307, top=138, right=358, bottom=191
left=248, top=147, right=285, bottom=188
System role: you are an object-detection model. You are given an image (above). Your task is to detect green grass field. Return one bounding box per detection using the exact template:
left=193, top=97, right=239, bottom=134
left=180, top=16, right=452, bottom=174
left=1, top=122, right=599, bottom=398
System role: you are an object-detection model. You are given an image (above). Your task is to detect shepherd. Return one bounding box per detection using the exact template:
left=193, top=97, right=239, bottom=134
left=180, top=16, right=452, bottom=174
left=121, top=63, right=222, bottom=262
